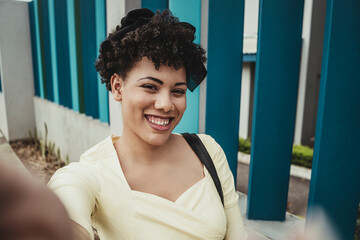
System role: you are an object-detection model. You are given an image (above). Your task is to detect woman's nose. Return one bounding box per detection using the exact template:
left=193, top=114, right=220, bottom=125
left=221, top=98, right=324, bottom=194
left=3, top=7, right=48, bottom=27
left=154, top=92, right=175, bottom=112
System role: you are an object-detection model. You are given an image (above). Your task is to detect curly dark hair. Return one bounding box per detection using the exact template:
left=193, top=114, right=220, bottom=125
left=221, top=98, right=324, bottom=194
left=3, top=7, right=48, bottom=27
left=95, top=9, right=207, bottom=91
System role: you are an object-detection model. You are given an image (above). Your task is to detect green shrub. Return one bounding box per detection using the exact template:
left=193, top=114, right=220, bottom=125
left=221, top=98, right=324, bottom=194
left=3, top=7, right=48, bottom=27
left=238, top=138, right=251, bottom=154
left=292, top=145, right=313, bottom=168
left=238, top=138, right=313, bottom=169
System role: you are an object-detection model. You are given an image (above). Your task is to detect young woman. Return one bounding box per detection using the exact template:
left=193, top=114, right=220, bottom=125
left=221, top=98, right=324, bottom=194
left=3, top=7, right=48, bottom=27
left=48, top=8, right=247, bottom=240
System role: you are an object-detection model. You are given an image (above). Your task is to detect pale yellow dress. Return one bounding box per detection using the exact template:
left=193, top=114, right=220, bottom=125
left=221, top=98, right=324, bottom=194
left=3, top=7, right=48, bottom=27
left=48, top=134, right=247, bottom=240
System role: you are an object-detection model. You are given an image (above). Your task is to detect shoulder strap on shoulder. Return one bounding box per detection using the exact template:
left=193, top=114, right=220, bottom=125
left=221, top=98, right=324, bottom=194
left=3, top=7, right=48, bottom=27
left=182, top=133, right=224, bottom=206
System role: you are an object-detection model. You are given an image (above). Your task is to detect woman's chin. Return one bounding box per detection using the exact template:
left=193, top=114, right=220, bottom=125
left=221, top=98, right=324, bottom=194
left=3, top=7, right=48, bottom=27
left=144, top=132, right=173, bottom=147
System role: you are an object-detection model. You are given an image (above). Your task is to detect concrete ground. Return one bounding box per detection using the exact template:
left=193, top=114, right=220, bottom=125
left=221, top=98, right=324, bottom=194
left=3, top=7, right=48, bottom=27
left=237, top=162, right=310, bottom=218
left=0, top=131, right=28, bottom=174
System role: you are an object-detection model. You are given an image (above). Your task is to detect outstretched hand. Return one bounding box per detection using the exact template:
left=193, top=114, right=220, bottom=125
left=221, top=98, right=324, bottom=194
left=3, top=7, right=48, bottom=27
left=0, top=163, right=73, bottom=240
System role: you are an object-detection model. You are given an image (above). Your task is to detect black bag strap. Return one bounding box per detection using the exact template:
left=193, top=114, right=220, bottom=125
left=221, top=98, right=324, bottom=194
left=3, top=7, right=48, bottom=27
left=182, top=133, right=224, bottom=206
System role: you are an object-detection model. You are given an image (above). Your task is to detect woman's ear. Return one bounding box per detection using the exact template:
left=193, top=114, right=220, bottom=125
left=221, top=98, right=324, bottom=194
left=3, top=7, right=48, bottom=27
left=111, top=74, right=123, bottom=101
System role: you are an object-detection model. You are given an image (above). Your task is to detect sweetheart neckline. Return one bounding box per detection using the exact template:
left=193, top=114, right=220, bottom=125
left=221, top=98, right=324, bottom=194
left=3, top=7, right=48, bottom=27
left=109, top=136, right=208, bottom=204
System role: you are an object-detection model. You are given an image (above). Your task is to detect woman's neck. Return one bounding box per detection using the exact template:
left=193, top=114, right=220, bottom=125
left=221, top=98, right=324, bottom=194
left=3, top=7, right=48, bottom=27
left=115, top=129, right=175, bottom=165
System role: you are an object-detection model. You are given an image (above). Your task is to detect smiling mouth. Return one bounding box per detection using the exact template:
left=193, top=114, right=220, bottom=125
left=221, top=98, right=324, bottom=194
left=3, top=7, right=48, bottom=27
left=145, top=115, right=173, bottom=127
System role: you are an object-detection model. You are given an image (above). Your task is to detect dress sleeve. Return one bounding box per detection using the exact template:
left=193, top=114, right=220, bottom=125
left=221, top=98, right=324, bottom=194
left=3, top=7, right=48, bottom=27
left=198, top=134, right=247, bottom=239
left=224, top=203, right=248, bottom=240
left=47, top=155, right=102, bottom=239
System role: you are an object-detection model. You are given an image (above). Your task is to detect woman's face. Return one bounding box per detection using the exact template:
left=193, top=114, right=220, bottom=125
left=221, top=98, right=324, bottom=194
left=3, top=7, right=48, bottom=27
left=112, top=57, right=187, bottom=146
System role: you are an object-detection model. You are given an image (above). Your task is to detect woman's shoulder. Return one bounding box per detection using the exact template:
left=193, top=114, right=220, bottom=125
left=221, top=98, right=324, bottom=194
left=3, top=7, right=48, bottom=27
left=194, top=133, right=229, bottom=173
left=196, top=134, right=222, bottom=154
left=181, top=133, right=226, bottom=167
left=79, top=135, right=114, bottom=163
left=196, top=133, right=216, bottom=142
left=49, top=136, right=113, bottom=186
left=179, top=133, right=223, bottom=156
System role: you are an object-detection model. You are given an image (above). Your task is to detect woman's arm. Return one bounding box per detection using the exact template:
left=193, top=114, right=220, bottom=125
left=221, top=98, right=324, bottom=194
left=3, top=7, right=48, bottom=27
left=48, top=157, right=102, bottom=240
left=198, top=135, right=248, bottom=239
left=225, top=203, right=248, bottom=240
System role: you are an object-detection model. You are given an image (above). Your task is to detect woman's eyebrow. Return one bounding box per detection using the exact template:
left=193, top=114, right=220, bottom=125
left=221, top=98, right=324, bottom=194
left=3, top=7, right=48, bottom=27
left=138, top=77, right=187, bottom=86
left=138, top=76, right=163, bottom=85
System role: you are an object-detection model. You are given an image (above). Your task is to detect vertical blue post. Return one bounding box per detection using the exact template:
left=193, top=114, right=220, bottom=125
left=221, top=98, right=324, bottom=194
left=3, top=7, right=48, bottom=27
left=307, top=1, right=360, bottom=239
left=67, top=0, right=80, bottom=112
left=79, top=0, right=99, bottom=118
left=32, top=0, right=45, bottom=98
left=169, top=0, right=201, bottom=134
left=95, top=0, right=109, bottom=123
left=48, top=0, right=59, bottom=103
left=247, top=0, right=304, bottom=220
left=28, top=1, right=40, bottom=97
left=141, top=0, right=168, bottom=12
left=54, top=0, right=72, bottom=108
left=41, top=0, right=54, bottom=101
left=74, top=0, right=85, bottom=113
left=206, top=0, right=244, bottom=180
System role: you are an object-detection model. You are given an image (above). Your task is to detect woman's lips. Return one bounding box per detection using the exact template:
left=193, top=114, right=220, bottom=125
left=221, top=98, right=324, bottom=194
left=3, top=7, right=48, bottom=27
left=145, top=115, right=173, bottom=131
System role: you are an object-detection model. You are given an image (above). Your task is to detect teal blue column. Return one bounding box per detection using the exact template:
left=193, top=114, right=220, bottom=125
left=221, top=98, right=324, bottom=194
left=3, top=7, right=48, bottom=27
left=169, top=0, right=201, bottom=134
left=141, top=0, right=168, bottom=12
left=79, top=0, right=99, bottom=118
left=48, top=0, right=59, bottom=103
left=32, top=0, right=45, bottom=98
left=41, top=0, right=54, bottom=101
left=28, top=1, right=40, bottom=96
left=53, top=0, right=72, bottom=108
left=95, top=0, right=109, bottom=123
left=307, top=1, right=360, bottom=239
left=66, top=0, right=81, bottom=112
left=247, top=0, right=304, bottom=220
left=205, top=0, right=244, bottom=180
left=74, top=0, right=85, bottom=113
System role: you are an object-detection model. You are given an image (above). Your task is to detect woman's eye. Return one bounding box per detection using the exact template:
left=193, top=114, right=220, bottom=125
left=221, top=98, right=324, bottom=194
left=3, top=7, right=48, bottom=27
left=172, top=89, right=186, bottom=96
left=141, top=84, right=158, bottom=91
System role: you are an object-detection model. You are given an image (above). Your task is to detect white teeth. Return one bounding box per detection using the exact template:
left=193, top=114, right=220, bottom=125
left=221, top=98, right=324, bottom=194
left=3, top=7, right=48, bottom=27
left=147, top=116, right=170, bottom=126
